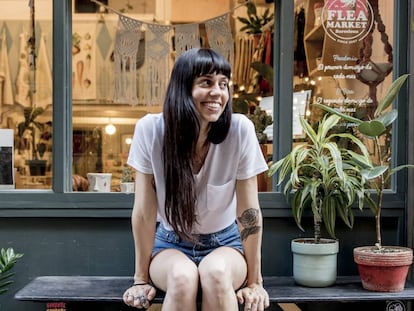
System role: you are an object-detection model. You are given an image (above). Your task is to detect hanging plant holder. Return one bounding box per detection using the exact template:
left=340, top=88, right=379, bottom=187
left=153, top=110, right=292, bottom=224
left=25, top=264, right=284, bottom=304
left=356, top=0, right=393, bottom=119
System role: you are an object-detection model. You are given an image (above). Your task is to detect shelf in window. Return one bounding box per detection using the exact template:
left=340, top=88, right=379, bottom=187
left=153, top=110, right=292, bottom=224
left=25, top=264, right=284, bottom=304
left=304, top=24, right=325, bottom=42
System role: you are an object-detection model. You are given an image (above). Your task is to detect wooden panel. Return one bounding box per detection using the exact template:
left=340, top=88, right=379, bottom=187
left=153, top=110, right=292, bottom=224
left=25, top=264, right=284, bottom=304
left=170, top=0, right=231, bottom=23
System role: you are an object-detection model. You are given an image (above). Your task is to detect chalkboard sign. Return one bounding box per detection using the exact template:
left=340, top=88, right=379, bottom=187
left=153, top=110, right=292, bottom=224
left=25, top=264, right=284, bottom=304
left=0, top=129, right=14, bottom=189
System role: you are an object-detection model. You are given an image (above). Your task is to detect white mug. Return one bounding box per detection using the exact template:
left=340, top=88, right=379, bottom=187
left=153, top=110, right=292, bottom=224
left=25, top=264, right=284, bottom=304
left=87, top=173, right=112, bottom=192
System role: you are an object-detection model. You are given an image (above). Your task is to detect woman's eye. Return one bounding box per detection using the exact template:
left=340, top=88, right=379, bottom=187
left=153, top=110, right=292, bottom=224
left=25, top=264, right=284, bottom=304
left=219, top=81, right=228, bottom=89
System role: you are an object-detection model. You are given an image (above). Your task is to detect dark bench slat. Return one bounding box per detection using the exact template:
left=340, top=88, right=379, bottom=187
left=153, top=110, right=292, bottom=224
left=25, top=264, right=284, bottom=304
left=264, top=276, right=414, bottom=302
left=14, top=276, right=165, bottom=304
left=15, top=275, right=414, bottom=305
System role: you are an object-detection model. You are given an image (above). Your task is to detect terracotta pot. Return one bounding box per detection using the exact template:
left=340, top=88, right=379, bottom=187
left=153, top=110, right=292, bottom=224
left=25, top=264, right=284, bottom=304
left=354, top=246, right=413, bottom=292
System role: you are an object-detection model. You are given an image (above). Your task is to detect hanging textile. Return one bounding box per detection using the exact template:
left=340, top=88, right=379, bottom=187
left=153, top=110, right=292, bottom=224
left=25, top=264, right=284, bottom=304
left=113, top=15, right=142, bottom=105
left=204, top=13, right=234, bottom=68
left=0, top=29, right=13, bottom=123
left=91, top=0, right=249, bottom=106
left=145, top=24, right=172, bottom=106
left=294, top=7, right=307, bottom=77
left=356, top=0, right=393, bottom=119
left=35, top=35, right=52, bottom=109
left=233, top=35, right=256, bottom=88
left=174, top=24, right=200, bottom=58
left=15, top=32, right=31, bottom=107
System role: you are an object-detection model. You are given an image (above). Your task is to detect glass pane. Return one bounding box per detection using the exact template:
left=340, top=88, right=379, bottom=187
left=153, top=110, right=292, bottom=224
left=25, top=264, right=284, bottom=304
left=0, top=1, right=53, bottom=190
left=71, top=1, right=275, bottom=193
left=293, top=0, right=394, bottom=188
left=71, top=1, right=160, bottom=193
left=233, top=2, right=275, bottom=192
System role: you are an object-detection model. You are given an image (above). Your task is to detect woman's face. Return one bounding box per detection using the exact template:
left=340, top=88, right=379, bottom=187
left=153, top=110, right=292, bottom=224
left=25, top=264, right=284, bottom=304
left=192, top=72, right=229, bottom=126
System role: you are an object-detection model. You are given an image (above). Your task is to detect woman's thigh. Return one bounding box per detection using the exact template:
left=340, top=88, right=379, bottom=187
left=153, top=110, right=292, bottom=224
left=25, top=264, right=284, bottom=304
left=149, top=249, right=199, bottom=291
left=198, top=246, right=247, bottom=290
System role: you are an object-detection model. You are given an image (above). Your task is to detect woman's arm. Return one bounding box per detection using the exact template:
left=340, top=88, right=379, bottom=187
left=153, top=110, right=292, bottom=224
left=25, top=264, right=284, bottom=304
left=235, top=176, right=264, bottom=286
left=235, top=176, right=269, bottom=309
left=131, top=170, right=158, bottom=284
left=123, top=171, right=158, bottom=308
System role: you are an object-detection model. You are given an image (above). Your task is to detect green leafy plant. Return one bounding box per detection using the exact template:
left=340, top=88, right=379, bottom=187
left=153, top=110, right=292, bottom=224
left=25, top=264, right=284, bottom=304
left=315, top=74, right=412, bottom=249
left=247, top=106, right=273, bottom=143
left=0, top=248, right=23, bottom=295
left=268, top=114, right=372, bottom=242
left=121, top=166, right=135, bottom=183
left=17, top=107, right=51, bottom=160
left=237, top=2, right=274, bottom=34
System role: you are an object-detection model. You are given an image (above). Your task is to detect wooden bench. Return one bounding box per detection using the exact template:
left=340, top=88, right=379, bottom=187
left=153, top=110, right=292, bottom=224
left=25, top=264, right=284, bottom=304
left=15, top=275, right=414, bottom=310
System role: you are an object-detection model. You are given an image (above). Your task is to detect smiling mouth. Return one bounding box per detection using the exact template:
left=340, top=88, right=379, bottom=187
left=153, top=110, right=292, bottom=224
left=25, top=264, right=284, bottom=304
left=204, top=102, right=221, bottom=109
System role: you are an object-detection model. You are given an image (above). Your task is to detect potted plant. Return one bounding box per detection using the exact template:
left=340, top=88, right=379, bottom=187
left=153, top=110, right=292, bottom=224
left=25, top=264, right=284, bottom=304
left=120, top=165, right=135, bottom=193
left=315, top=74, right=413, bottom=292
left=268, top=114, right=372, bottom=287
left=16, top=107, right=52, bottom=176
left=237, top=2, right=274, bottom=35
left=0, top=248, right=23, bottom=296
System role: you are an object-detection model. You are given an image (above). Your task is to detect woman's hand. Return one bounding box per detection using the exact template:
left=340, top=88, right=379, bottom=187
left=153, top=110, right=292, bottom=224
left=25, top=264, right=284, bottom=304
left=236, top=283, right=270, bottom=311
left=123, top=283, right=156, bottom=309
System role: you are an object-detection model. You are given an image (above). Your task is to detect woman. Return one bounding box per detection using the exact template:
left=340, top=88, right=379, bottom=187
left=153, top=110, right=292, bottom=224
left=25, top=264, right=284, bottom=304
left=123, top=48, right=270, bottom=311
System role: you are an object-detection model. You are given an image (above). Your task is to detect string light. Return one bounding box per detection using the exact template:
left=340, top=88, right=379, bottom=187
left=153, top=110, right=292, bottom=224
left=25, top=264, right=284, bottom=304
left=105, top=119, right=116, bottom=135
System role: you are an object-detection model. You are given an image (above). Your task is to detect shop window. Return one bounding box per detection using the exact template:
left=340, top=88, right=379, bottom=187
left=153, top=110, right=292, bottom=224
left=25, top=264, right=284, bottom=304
left=0, top=1, right=53, bottom=190
left=71, top=0, right=275, bottom=193
left=293, top=0, right=395, bottom=188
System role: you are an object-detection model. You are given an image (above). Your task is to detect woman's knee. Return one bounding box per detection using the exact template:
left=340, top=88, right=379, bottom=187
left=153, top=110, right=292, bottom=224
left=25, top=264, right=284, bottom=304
left=199, top=258, right=233, bottom=291
left=165, top=262, right=199, bottom=299
left=198, top=248, right=246, bottom=291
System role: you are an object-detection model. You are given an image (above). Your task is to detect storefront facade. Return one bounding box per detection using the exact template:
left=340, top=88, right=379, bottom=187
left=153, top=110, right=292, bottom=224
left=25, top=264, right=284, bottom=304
left=0, top=1, right=413, bottom=310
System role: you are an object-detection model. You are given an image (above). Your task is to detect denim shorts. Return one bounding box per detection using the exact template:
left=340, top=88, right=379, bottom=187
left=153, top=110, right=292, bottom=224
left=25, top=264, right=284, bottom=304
left=152, top=221, right=244, bottom=265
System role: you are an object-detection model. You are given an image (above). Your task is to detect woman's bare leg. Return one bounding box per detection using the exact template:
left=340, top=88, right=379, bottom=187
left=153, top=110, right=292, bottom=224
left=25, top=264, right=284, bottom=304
left=198, top=247, right=247, bottom=311
left=149, top=249, right=199, bottom=311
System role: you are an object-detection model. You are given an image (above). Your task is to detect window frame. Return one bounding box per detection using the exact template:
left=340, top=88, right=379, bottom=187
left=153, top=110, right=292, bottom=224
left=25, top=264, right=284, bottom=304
left=0, top=0, right=409, bottom=220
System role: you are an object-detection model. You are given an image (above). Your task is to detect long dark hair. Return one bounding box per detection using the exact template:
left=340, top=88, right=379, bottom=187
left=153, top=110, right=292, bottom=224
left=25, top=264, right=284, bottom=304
left=163, top=48, right=232, bottom=240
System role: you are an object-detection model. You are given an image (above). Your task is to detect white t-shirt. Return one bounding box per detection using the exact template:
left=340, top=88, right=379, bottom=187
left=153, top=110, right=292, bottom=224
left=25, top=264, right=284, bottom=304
left=127, top=113, right=269, bottom=234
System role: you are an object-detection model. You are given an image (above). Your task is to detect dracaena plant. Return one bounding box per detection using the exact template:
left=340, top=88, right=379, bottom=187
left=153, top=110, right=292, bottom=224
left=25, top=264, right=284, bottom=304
left=315, top=74, right=412, bottom=250
left=268, top=114, right=373, bottom=243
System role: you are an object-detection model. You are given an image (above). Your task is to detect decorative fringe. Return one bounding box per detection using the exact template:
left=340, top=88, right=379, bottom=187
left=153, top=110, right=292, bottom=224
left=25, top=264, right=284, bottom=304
left=145, top=24, right=172, bottom=106
left=204, top=14, right=234, bottom=68
left=174, top=24, right=200, bottom=58
left=90, top=0, right=251, bottom=106
left=113, top=15, right=142, bottom=105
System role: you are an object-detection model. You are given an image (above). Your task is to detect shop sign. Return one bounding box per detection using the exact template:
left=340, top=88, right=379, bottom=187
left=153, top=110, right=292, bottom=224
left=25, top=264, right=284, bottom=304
left=322, top=0, right=374, bottom=44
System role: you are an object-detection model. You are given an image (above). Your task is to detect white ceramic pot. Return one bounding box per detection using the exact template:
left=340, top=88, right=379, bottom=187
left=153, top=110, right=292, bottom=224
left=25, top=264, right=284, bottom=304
left=120, top=182, right=135, bottom=193
left=87, top=173, right=112, bottom=192
left=291, top=238, right=339, bottom=287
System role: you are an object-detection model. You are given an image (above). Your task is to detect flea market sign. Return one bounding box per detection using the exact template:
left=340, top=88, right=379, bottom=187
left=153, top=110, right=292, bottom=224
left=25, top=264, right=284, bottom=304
left=322, top=0, right=373, bottom=44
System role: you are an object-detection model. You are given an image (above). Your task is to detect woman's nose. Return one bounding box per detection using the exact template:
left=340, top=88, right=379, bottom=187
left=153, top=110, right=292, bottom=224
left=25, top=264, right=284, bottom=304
left=209, top=84, right=221, bottom=96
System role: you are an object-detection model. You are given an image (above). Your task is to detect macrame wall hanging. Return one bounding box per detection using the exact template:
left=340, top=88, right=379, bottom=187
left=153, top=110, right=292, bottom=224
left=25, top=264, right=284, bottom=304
left=113, top=15, right=142, bottom=105
left=91, top=0, right=246, bottom=106
left=204, top=13, right=234, bottom=69
left=174, top=24, right=200, bottom=58
left=145, top=24, right=172, bottom=106
left=356, top=0, right=393, bottom=119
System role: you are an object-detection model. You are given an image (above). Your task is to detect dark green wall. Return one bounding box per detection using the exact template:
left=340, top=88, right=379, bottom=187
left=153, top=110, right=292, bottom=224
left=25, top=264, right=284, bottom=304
left=0, top=207, right=404, bottom=311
